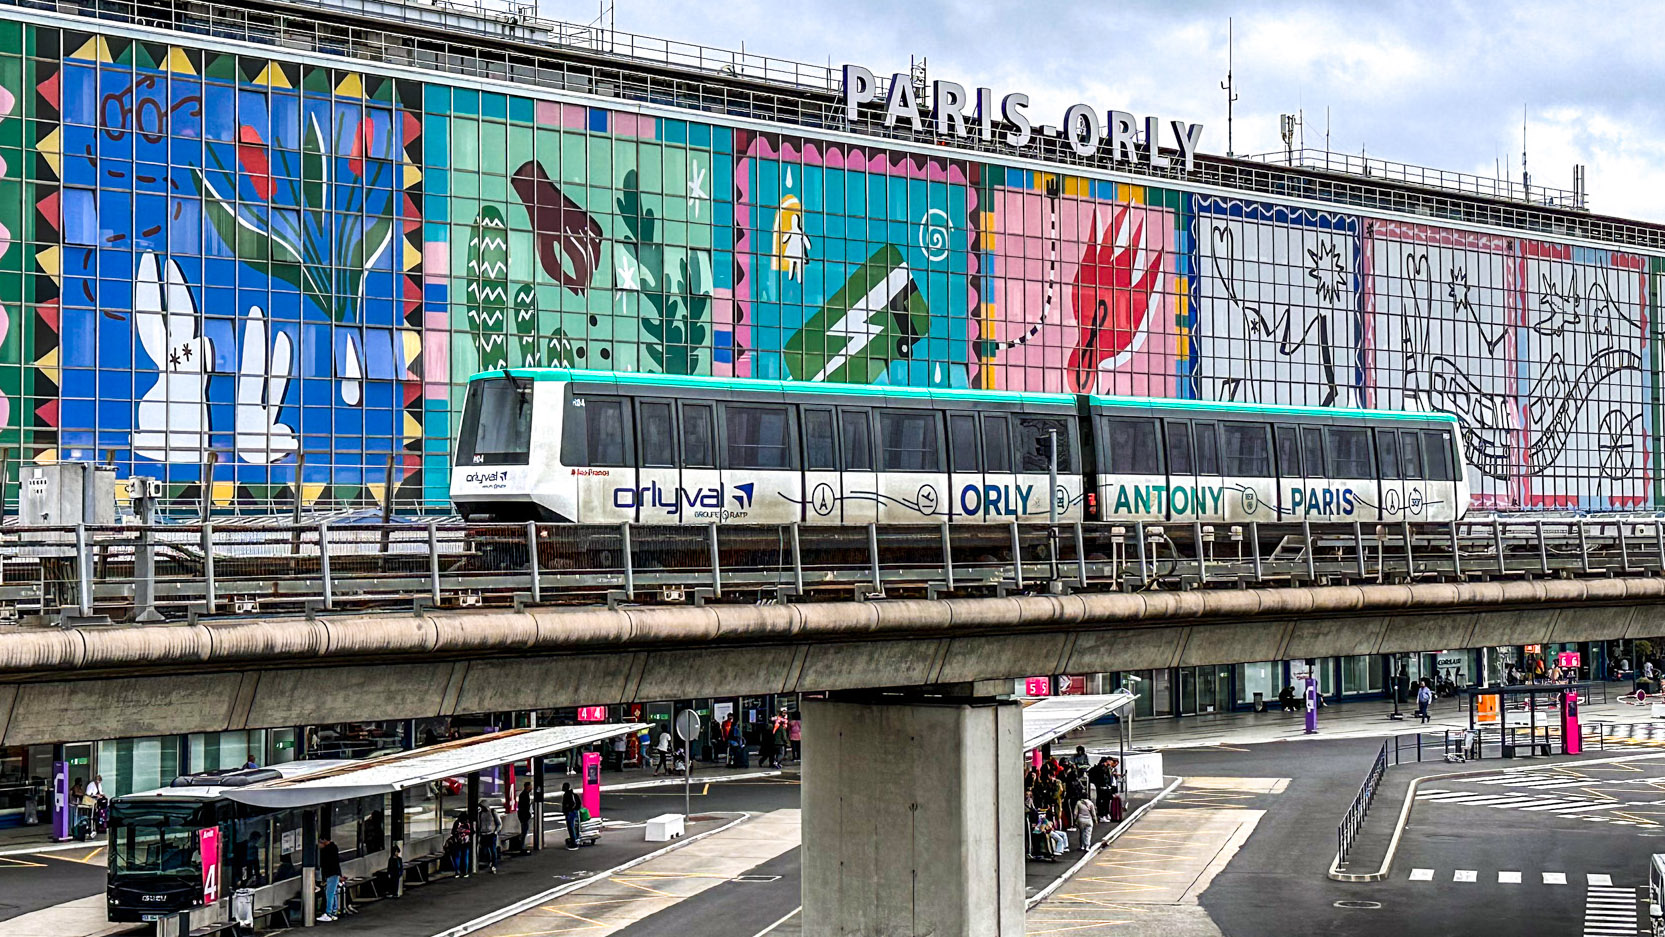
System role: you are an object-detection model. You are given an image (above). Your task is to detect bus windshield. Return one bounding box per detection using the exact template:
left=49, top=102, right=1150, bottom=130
left=110, top=801, right=209, bottom=877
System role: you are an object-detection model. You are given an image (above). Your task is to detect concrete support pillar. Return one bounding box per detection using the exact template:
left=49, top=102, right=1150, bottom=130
left=802, top=696, right=1024, bottom=937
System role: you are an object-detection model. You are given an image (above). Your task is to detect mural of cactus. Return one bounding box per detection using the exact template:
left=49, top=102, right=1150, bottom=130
left=465, top=206, right=511, bottom=371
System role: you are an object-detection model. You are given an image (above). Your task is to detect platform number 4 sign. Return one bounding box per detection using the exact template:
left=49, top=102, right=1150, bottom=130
left=198, top=826, right=221, bottom=904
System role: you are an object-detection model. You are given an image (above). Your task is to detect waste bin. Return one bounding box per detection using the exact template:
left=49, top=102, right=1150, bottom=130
left=232, top=888, right=255, bottom=929
left=1252, top=692, right=1266, bottom=713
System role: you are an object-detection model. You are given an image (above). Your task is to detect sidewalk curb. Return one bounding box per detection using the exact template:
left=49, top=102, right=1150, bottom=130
left=1327, top=749, right=1665, bottom=882
left=1026, top=775, right=1185, bottom=910
left=0, top=838, right=106, bottom=858
left=608, top=769, right=785, bottom=791
left=429, top=812, right=753, bottom=937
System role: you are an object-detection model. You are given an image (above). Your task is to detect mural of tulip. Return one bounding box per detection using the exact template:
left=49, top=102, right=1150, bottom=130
left=1066, top=206, right=1165, bottom=394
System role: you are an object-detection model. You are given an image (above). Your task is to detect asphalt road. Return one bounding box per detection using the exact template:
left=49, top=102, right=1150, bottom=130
left=610, top=847, right=802, bottom=937
left=0, top=844, right=110, bottom=923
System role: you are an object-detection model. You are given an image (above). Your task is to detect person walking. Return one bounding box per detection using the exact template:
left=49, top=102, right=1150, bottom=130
left=1416, top=680, right=1434, bottom=723
left=789, top=713, right=802, bottom=762
left=318, top=835, right=342, bottom=922
left=561, top=782, right=582, bottom=850
left=653, top=728, right=673, bottom=775
left=1073, top=795, right=1096, bottom=852
left=1088, top=758, right=1112, bottom=821
left=475, top=800, right=501, bottom=873
left=770, top=708, right=790, bottom=770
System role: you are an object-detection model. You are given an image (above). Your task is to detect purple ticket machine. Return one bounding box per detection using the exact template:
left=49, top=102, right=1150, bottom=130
left=51, top=760, right=70, bottom=841
left=1562, top=689, right=1582, bottom=755
left=1304, top=678, right=1319, bottom=735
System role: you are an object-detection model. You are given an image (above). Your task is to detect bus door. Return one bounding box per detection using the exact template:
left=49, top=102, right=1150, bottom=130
left=1163, top=419, right=1198, bottom=522
left=947, top=412, right=986, bottom=523
left=1274, top=424, right=1304, bottom=521
left=719, top=402, right=799, bottom=525
left=678, top=401, right=720, bottom=526
left=838, top=408, right=879, bottom=526
left=572, top=394, right=635, bottom=524
left=635, top=399, right=680, bottom=524
left=801, top=406, right=843, bottom=525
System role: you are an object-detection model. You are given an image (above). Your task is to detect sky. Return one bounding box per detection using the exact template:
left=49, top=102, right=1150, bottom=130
left=545, top=0, right=1664, bottom=222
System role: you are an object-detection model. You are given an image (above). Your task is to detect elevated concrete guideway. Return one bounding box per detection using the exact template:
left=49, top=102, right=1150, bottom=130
left=0, top=576, right=1659, bottom=745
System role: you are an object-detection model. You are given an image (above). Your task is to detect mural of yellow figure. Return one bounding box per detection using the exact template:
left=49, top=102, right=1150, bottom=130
left=771, top=194, right=811, bottom=282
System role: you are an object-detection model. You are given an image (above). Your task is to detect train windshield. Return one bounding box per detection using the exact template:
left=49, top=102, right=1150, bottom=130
left=458, top=378, right=534, bottom=466
left=110, top=800, right=210, bottom=878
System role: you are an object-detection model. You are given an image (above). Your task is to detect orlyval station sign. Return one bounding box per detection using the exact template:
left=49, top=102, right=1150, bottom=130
left=840, top=64, right=1205, bottom=172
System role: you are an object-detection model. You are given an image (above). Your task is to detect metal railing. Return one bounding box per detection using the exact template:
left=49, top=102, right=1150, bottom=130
left=1337, top=738, right=1390, bottom=863
left=1245, top=147, right=1584, bottom=211
left=0, top=514, right=1660, bottom=625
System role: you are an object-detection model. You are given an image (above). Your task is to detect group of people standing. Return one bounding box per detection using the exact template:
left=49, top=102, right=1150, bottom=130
left=716, top=708, right=800, bottom=770
left=1025, top=747, right=1122, bottom=862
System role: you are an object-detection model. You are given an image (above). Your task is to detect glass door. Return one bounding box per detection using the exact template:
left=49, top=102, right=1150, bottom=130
left=1179, top=668, right=1199, bottom=716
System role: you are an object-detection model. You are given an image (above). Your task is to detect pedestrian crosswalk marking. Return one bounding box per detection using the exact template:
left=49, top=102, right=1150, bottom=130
left=1589, top=874, right=1614, bottom=886
left=1414, top=788, right=1658, bottom=825
left=1582, top=884, right=1640, bottom=937
left=1408, top=868, right=1433, bottom=881
left=1498, top=870, right=1521, bottom=883
left=1544, top=872, right=1567, bottom=884
left=1453, top=869, right=1477, bottom=882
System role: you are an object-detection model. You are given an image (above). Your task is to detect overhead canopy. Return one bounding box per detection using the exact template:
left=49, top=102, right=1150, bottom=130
left=1022, top=692, right=1136, bottom=752
left=224, top=723, right=648, bottom=809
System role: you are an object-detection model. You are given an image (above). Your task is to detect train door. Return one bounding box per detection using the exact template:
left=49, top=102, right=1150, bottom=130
left=838, top=408, right=879, bottom=526
left=1192, top=421, right=1226, bottom=522
left=947, top=413, right=985, bottom=523
left=1274, top=424, right=1303, bottom=521
left=572, top=394, right=635, bottom=523
left=1397, top=429, right=1429, bottom=522
left=1163, top=419, right=1198, bottom=521
left=1375, top=428, right=1405, bottom=521
left=1098, top=415, right=1163, bottom=522
left=1421, top=428, right=1460, bottom=522
left=875, top=408, right=947, bottom=523
left=720, top=402, right=799, bottom=525
left=981, top=414, right=1016, bottom=524
left=1325, top=426, right=1378, bottom=523
left=634, top=399, right=680, bottom=524
left=679, top=401, right=721, bottom=525
left=801, top=407, right=842, bottom=525
left=1219, top=421, right=1274, bottom=524
left=1013, top=414, right=1081, bottom=522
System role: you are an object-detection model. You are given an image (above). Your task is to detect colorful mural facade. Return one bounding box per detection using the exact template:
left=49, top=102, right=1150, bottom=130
left=0, top=15, right=1657, bottom=511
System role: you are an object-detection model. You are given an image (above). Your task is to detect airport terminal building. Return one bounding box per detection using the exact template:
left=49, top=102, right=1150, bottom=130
left=0, top=0, right=1659, bottom=514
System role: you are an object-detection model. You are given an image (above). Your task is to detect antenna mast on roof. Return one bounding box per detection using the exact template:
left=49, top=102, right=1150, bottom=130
left=1220, top=18, right=1239, bottom=157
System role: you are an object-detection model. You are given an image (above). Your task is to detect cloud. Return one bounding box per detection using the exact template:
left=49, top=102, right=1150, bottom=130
left=549, top=0, right=1665, bottom=221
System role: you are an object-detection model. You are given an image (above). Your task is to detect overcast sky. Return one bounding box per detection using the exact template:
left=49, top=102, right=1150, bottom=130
left=547, top=0, right=1664, bottom=222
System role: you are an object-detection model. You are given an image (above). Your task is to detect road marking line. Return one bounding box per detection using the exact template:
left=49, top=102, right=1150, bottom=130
left=748, top=906, right=801, bottom=937
left=1498, top=871, right=1521, bottom=884
left=1588, top=874, right=1614, bottom=886
left=1408, top=868, right=1433, bottom=881
left=1544, top=872, right=1567, bottom=884
left=1454, top=869, right=1477, bottom=882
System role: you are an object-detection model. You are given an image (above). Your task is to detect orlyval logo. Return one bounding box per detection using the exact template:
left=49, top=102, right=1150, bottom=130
left=731, top=483, right=755, bottom=509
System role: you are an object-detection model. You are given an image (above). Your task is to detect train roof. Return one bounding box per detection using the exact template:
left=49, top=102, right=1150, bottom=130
left=471, top=368, right=1463, bottom=425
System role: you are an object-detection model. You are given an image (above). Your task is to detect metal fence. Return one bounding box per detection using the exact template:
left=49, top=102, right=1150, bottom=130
left=1337, top=739, right=1390, bottom=863
left=0, top=514, right=1661, bottom=624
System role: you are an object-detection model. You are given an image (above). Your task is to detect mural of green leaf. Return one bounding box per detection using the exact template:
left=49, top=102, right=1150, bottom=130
left=784, top=244, right=927, bottom=385
left=466, top=206, right=511, bottom=371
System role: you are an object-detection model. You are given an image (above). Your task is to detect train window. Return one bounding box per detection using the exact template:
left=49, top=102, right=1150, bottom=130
left=841, top=410, right=873, bottom=472
left=1422, top=430, right=1456, bottom=481
left=458, top=379, right=533, bottom=466
left=982, top=415, right=1012, bottom=473
left=1399, top=430, right=1424, bottom=480
left=880, top=410, right=942, bottom=472
left=1275, top=425, right=1301, bottom=476
left=1327, top=427, right=1373, bottom=477
left=1165, top=421, right=1193, bottom=475
left=682, top=404, right=715, bottom=468
left=638, top=402, right=675, bottom=468
left=1194, top=422, right=1220, bottom=475
left=803, top=409, right=837, bottom=471
left=1017, top=416, right=1075, bottom=473
left=1375, top=429, right=1400, bottom=479
left=586, top=397, right=629, bottom=467
left=949, top=414, right=981, bottom=473
left=1301, top=427, right=1325, bottom=477
left=726, top=405, right=793, bottom=470
left=1221, top=422, right=1272, bottom=476
left=1103, top=418, right=1159, bottom=475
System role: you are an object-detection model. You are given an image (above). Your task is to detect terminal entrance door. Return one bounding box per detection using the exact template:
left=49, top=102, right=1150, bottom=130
left=1178, top=665, right=1231, bottom=715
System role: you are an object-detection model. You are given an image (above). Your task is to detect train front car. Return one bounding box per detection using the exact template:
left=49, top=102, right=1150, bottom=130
left=1084, top=396, right=1468, bottom=526
left=450, top=370, right=566, bottom=521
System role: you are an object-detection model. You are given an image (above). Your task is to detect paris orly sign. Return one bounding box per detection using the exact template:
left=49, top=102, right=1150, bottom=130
left=841, top=64, right=1205, bottom=172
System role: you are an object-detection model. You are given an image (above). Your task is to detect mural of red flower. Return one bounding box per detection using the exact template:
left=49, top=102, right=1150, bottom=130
left=1066, top=206, right=1165, bottom=393
left=237, top=125, right=273, bottom=201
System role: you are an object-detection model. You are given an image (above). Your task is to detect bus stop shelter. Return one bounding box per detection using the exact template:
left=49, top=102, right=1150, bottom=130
left=1464, top=683, right=1592, bottom=759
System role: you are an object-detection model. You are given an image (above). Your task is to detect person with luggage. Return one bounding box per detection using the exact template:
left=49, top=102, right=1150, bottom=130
left=561, top=782, right=582, bottom=850
left=1104, top=758, right=1124, bottom=822
left=770, top=709, right=791, bottom=770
